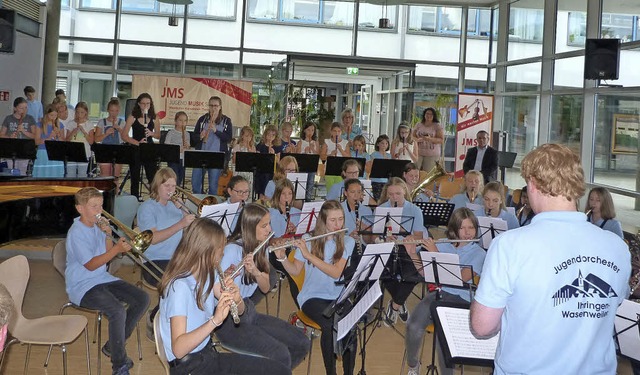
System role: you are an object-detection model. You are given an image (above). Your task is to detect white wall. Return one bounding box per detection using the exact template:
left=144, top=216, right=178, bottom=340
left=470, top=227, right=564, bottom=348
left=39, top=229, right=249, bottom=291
left=0, top=31, right=44, bottom=115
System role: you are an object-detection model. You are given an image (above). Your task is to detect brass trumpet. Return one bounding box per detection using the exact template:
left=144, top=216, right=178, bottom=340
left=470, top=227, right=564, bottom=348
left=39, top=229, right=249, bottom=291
left=171, top=186, right=218, bottom=216
left=266, top=228, right=349, bottom=253
left=96, top=211, right=163, bottom=283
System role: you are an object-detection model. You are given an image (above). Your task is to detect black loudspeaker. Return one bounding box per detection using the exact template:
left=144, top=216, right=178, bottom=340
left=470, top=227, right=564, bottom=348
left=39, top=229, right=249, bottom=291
left=584, top=38, right=620, bottom=80
left=0, top=9, right=16, bottom=53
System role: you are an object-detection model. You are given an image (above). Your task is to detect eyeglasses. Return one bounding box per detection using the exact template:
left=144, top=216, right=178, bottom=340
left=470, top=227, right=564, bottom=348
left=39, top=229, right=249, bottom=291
left=209, top=104, right=221, bottom=108
left=232, top=189, right=250, bottom=195
left=285, top=169, right=297, bottom=173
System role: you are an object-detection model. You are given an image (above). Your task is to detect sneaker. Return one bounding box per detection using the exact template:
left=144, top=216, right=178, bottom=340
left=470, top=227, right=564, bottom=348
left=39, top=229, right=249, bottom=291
left=383, top=300, right=398, bottom=327
left=407, top=363, right=421, bottom=375
left=146, top=313, right=155, bottom=343
left=102, top=343, right=134, bottom=370
left=399, top=304, right=409, bottom=322
left=112, top=363, right=130, bottom=375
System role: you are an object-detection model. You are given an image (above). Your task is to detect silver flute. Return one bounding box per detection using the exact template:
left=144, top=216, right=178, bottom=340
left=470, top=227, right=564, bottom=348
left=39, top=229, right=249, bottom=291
left=215, top=262, right=240, bottom=325
left=266, top=228, right=349, bottom=253
left=228, top=232, right=275, bottom=280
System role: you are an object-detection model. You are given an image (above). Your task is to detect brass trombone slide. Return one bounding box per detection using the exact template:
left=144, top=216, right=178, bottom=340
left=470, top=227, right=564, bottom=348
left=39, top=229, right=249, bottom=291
left=228, top=231, right=276, bottom=280
left=96, top=211, right=163, bottom=283
left=171, top=186, right=218, bottom=216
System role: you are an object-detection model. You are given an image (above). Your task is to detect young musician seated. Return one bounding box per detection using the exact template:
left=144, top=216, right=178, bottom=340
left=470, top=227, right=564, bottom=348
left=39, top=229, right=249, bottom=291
left=448, top=170, right=484, bottom=210
left=515, top=185, right=535, bottom=227
left=586, top=186, right=623, bottom=239
left=402, top=162, right=433, bottom=203
left=341, top=178, right=374, bottom=253
left=217, top=203, right=309, bottom=371
left=263, top=155, right=299, bottom=201
left=66, top=187, right=150, bottom=375
left=326, top=159, right=362, bottom=201
left=158, top=218, right=290, bottom=375
left=473, top=181, right=519, bottom=230
left=275, top=200, right=357, bottom=375
left=378, top=177, right=426, bottom=326
left=137, top=167, right=195, bottom=338
left=225, top=175, right=250, bottom=233
left=404, top=208, right=485, bottom=375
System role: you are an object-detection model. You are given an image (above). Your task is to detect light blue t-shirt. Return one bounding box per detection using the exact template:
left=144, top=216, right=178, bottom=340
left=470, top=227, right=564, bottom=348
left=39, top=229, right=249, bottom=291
left=268, top=207, right=301, bottom=237
left=350, top=150, right=370, bottom=162
left=341, top=200, right=373, bottom=234
left=448, top=192, right=483, bottom=211
left=264, top=180, right=276, bottom=199
left=380, top=200, right=425, bottom=236
left=65, top=217, right=119, bottom=305
left=159, top=275, right=215, bottom=362
left=473, top=208, right=519, bottom=230
left=435, top=242, right=485, bottom=302
left=474, top=211, right=630, bottom=375
left=295, top=235, right=355, bottom=307
left=326, top=180, right=344, bottom=201
left=27, top=99, right=43, bottom=121
left=221, top=243, right=260, bottom=299
left=37, top=122, right=65, bottom=149
left=588, top=217, right=624, bottom=239
left=137, top=199, right=184, bottom=260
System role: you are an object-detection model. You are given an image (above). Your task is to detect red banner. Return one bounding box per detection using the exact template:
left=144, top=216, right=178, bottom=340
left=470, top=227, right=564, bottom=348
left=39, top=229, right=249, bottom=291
left=455, top=93, right=494, bottom=177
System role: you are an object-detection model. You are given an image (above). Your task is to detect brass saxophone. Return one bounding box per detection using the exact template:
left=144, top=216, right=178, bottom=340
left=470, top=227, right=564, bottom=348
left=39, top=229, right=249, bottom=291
left=215, top=262, right=241, bottom=325
left=628, top=232, right=640, bottom=301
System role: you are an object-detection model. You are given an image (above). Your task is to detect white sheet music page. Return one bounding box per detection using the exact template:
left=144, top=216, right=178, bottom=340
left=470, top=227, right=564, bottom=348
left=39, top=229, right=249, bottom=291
left=477, top=216, right=507, bottom=249
left=615, top=299, right=640, bottom=361
left=436, top=306, right=498, bottom=360
left=372, top=207, right=403, bottom=234
left=337, top=282, right=382, bottom=341
left=200, top=202, right=240, bottom=236
left=286, top=172, right=308, bottom=200
left=296, top=201, right=324, bottom=234
left=420, top=252, right=463, bottom=287
left=361, top=179, right=373, bottom=206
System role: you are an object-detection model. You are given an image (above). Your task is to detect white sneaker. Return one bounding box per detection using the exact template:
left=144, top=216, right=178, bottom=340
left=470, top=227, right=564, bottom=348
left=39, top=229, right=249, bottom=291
left=399, top=303, right=410, bottom=322
left=407, top=363, right=420, bottom=375
left=383, top=300, right=398, bottom=327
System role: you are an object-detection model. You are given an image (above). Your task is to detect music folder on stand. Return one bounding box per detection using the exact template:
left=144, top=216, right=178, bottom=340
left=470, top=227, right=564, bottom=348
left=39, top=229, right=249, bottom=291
left=44, top=140, right=87, bottom=178
left=325, top=156, right=366, bottom=177
left=184, top=150, right=226, bottom=194
left=235, top=151, right=275, bottom=201
left=0, top=138, right=37, bottom=176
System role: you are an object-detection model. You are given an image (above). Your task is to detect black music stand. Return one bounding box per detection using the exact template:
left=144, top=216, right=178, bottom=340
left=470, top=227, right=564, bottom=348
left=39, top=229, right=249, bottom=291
left=93, top=144, right=136, bottom=182
left=235, top=151, right=276, bottom=201
left=140, top=143, right=180, bottom=169
left=369, top=159, right=411, bottom=179
left=415, top=201, right=455, bottom=230
left=184, top=150, right=226, bottom=194
left=281, top=153, right=320, bottom=174
left=325, top=156, right=366, bottom=177
left=497, top=151, right=517, bottom=184
left=0, top=138, right=37, bottom=175
left=44, top=140, right=87, bottom=178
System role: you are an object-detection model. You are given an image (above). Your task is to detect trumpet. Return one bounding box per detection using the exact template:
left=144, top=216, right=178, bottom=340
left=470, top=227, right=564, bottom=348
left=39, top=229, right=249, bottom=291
left=267, top=228, right=349, bottom=253
left=171, top=186, right=217, bottom=216
left=215, top=262, right=240, bottom=325
left=228, top=232, right=275, bottom=280
left=96, top=211, right=163, bottom=283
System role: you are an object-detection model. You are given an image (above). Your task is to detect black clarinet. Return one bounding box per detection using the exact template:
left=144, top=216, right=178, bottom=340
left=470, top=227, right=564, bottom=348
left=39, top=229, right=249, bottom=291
left=354, top=200, right=362, bottom=255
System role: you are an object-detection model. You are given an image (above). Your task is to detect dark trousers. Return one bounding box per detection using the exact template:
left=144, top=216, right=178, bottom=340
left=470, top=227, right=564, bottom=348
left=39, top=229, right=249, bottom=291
left=130, top=150, right=157, bottom=198
left=269, top=251, right=300, bottom=307
left=168, top=161, right=185, bottom=186
left=301, top=298, right=356, bottom=375
left=215, top=298, right=310, bottom=370
left=80, top=280, right=150, bottom=371
left=170, top=343, right=291, bottom=375
left=382, top=245, right=420, bottom=306
left=142, top=259, right=170, bottom=320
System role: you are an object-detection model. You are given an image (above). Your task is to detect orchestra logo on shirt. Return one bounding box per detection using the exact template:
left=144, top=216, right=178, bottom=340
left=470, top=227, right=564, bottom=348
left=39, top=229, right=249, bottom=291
left=551, top=270, right=618, bottom=319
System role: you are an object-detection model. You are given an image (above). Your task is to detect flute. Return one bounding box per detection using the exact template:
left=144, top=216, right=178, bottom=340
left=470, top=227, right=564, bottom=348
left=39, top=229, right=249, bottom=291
left=215, top=262, right=240, bottom=325
left=390, top=238, right=479, bottom=245
left=266, top=228, right=349, bottom=253
left=228, top=232, right=275, bottom=280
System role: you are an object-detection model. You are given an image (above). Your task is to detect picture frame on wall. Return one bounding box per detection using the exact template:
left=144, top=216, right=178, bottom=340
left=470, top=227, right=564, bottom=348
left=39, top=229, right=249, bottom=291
left=611, top=114, right=639, bottom=155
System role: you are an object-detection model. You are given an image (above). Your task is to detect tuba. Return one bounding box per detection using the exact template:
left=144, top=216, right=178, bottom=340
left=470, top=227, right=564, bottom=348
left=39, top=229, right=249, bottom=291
left=410, top=160, right=447, bottom=201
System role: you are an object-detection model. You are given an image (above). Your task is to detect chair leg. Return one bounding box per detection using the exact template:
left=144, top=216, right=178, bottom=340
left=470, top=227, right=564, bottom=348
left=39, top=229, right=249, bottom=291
left=276, top=276, right=283, bottom=318
left=97, top=313, right=102, bottom=375
left=400, top=348, right=407, bottom=374
left=62, top=344, right=68, bottom=375
left=85, top=327, right=92, bottom=375
left=94, top=313, right=101, bottom=344
left=45, top=344, right=53, bottom=367
left=24, top=344, right=32, bottom=375
left=0, top=338, right=17, bottom=373
left=47, top=302, right=75, bottom=366
left=136, top=321, right=143, bottom=360
left=306, top=329, right=315, bottom=375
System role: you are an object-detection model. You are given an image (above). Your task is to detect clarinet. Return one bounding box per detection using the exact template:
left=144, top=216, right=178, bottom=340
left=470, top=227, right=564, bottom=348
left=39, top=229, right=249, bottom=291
left=215, top=262, right=241, bottom=325
left=354, top=200, right=362, bottom=255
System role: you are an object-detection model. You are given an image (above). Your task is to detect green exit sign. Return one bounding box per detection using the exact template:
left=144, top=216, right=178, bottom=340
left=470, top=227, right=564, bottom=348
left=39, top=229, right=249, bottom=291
left=346, top=67, right=359, bottom=75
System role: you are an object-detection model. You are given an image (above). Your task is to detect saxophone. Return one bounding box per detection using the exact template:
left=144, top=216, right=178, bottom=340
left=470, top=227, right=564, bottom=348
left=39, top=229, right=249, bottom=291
left=628, top=232, right=640, bottom=301
left=215, top=262, right=241, bottom=324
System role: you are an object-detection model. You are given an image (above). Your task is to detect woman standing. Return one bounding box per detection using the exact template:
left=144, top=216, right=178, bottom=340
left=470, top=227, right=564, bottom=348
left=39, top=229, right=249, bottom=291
left=65, top=101, right=95, bottom=177
left=33, top=103, right=65, bottom=177
left=217, top=203, right=309, bottom=371
left=192, top=96, right=233, bottom=195
left=94, top=98, right=125, bottom=182
left=122, top=93, right=161, bottom=199
left=296, top=121, right=320, bottom=201
left=413, top=108, right=444, bottom=171
left=158, top=218, right=290, bottom=375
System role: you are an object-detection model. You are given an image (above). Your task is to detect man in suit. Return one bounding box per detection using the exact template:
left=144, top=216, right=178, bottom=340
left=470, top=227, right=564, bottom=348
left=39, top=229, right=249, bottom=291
left=462, top=130, right=498, bottom=183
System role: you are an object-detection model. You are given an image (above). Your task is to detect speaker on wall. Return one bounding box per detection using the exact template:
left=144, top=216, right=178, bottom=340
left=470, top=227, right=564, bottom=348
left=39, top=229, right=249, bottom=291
left=584, top=38, right=620, bottom=80
left=0, top=9, right=16, bottom=54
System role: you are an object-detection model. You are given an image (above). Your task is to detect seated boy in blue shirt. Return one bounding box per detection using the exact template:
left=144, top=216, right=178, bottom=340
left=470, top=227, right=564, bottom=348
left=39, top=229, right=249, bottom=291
left=65, top=187, right=150, bottom=375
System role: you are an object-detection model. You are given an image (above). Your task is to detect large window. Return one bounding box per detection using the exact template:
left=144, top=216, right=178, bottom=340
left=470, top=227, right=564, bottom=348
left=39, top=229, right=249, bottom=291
left=503, top=96, right=538, bottom=167
left=508, top=1, right=544, bottom=60
left=408, top=6, right=492, bottom=35
left=80, top=0, right=235, bottom=18
left=550, top=94, right=583, bottom=154
left=566, top=8, right=640, bottom=47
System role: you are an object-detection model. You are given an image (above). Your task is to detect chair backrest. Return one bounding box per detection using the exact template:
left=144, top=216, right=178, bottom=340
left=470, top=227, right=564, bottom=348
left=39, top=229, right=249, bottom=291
left=114, top=195, right=141, bottom=229
left=0, top=256, right=30, bottom=328
left=51, top=240, right=67, bottom=277
left=438, top=177, right=465, bottom=199
left=289, top=250, right=305, bottom=296
left=153, top=315, right=171, bottom=375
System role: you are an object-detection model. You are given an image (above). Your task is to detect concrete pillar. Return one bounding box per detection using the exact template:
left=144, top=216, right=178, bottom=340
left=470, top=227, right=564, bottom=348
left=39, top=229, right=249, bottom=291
left=42, top=0, right=61, bottom=106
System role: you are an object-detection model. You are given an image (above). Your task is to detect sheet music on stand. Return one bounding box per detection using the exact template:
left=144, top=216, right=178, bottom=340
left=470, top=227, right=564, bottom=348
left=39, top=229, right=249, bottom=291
left=200, top=201, right=241, bottom=236
left=338, top=243, right=394, bottom=305
left=433, top=304, right=498, bottom=367
left=466, top=203, right=483, bottom=212
left=371, top=207, right=411, bottom=235
left=336, top=282, right=382, bottom=341
left=414, top=201, right=455, bottom=228
left=615, top=299, right=640, bottom=361
left=420, top=252, right=464, bottom=287
left=296, top=201, right=324, bottom=234
left=477, top=216, right=508, bottom=249
left=286, top=172, right=308, bottom=200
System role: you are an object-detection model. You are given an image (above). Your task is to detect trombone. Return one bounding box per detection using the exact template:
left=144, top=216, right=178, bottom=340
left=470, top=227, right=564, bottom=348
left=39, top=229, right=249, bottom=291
left=171, top=186, right=218, bottom=216
left=96, top=210, right=164, bottom=283
left=266, top=228, right=349, bottom=253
